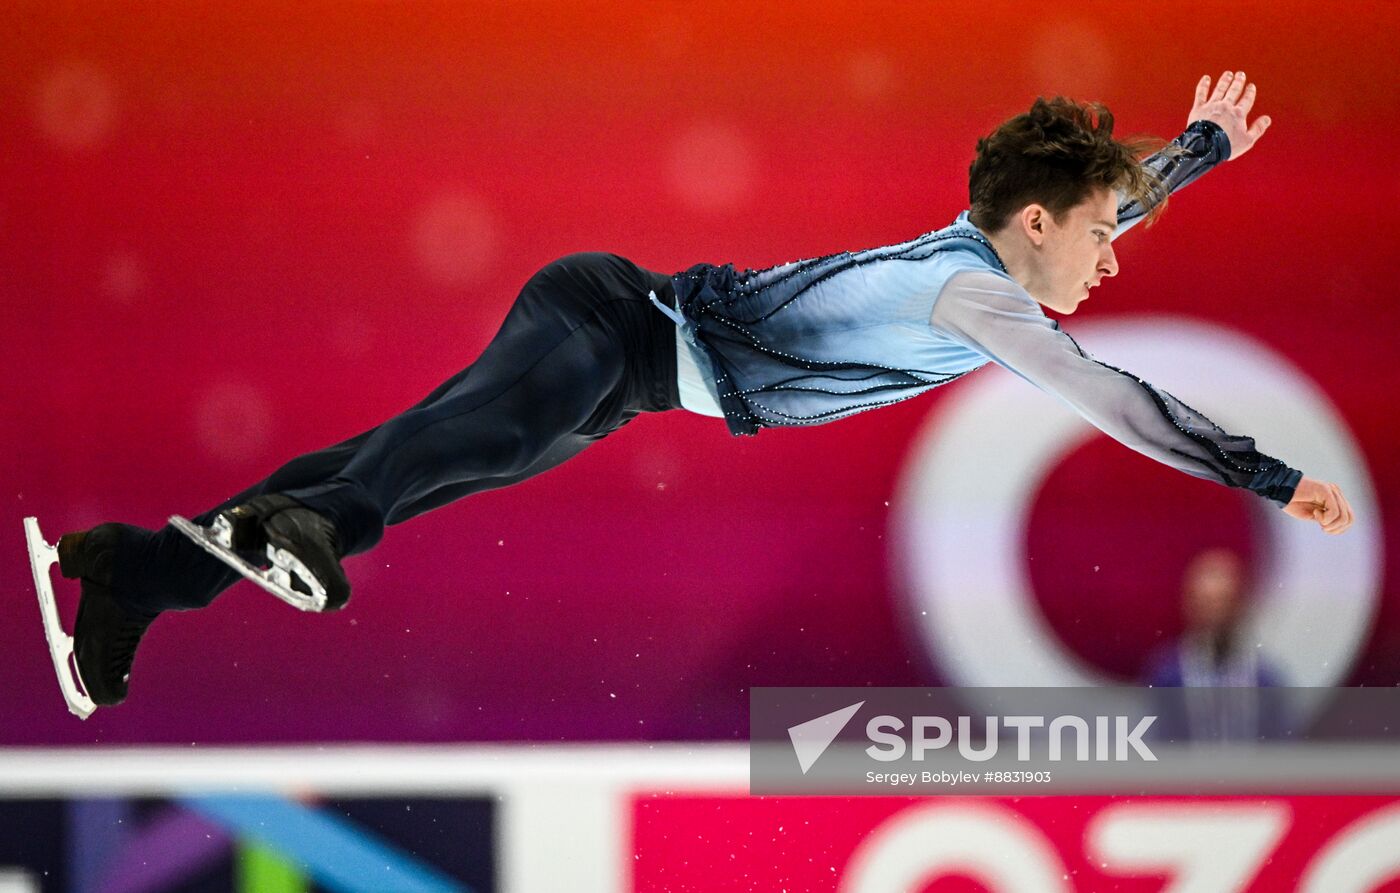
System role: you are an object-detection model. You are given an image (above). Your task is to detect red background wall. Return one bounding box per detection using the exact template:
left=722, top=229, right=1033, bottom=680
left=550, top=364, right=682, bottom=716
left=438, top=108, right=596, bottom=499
left=4, top=1, right=1397, bottom=743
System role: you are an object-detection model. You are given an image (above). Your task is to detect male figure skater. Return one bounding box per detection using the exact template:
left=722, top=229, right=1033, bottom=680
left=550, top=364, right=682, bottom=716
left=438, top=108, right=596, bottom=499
left=28, top=71, right=1354, bottom=715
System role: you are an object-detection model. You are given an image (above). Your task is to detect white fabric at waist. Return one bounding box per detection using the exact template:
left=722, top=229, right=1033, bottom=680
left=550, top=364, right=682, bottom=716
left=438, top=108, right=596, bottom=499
left=674, top=325, right=725, bottom=418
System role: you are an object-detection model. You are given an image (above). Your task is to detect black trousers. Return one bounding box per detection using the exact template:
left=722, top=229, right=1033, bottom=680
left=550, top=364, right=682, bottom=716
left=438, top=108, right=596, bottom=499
left=114, top=252, right=683, bottom=613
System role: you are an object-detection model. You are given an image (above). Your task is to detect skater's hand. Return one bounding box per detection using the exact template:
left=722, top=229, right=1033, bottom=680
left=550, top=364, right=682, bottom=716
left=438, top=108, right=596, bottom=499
left=1283, top=476, right=1354, bottom=534
left=1188, top=71, right=1271, bottom=161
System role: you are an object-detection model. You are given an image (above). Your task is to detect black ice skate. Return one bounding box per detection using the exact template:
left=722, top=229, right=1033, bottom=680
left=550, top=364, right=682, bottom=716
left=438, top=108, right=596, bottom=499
left=169, top=494, right=350, bottom=613
left=25, top=518, right=157, bottom=717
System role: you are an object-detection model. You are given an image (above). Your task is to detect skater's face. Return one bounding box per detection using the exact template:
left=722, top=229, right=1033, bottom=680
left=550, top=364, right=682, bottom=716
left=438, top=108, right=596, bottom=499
left=1004, top=187, right=1121, bottom=315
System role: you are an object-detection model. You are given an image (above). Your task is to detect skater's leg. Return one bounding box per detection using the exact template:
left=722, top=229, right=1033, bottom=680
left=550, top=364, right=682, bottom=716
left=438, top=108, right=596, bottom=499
left=386, top=426, right=603, bottom=523
left=284, top=311, right=628, bottom=553
left=198, top=343, right=622, bottom=611
left=110, top=255, right=650, bottom=612
left=105, top=427, right=373, bottom=614
left=273, top=253, right=679, bottom=557
left=103, top=350, right=492, bottom=614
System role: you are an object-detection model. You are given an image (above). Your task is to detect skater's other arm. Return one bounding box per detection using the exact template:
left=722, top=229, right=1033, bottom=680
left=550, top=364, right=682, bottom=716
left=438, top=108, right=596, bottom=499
left=1115, top=71, right=1273, bottom=238
left=930, top=270, right=1354, bottom=534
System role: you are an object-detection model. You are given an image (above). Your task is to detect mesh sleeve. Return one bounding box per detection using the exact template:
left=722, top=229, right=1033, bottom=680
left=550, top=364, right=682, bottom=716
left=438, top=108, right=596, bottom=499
left=930, top=271, right=1302, bottom=506
left=1115, top=119, right=1232, bottom=239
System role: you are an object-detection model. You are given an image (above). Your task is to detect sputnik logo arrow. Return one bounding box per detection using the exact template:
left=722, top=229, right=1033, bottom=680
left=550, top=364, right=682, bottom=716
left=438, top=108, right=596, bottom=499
left=787, top=701, right=864, bottom=774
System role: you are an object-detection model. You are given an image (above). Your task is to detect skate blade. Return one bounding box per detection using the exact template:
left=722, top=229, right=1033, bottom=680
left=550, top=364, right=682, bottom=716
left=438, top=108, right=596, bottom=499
left=23, top=517, right=97, bottom=720
left=168, top=514, right=328, bottom=612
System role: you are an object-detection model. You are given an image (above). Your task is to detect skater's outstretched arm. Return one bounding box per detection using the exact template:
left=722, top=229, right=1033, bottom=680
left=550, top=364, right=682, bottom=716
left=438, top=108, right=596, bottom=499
left=1115, top=71, right=1273, bottom=238
left=930, top=270, right=1354, bottom=534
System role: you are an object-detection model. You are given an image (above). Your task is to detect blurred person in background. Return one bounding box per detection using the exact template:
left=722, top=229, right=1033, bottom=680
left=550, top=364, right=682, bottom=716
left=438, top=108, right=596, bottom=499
left=34, top=71, right=1354, bottom=713
left=1143, top=547, right=1292, bottom=742
left=1144, top=547, right=1285, bottom=688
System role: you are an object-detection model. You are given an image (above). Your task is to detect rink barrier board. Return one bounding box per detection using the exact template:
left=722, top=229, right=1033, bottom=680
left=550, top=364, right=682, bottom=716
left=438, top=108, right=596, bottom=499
left=3, top=745, right=1400, bottom=892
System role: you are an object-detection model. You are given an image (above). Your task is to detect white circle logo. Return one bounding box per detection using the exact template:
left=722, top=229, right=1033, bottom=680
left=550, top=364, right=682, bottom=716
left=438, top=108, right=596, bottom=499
left=891, top=317, right=1381, bottom=688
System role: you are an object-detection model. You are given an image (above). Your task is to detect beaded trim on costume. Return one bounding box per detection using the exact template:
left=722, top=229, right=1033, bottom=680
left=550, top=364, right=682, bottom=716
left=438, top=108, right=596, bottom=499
left=672, top=225, right=1004, bottom=436
left=1057, top=329, right=1300, bottom=506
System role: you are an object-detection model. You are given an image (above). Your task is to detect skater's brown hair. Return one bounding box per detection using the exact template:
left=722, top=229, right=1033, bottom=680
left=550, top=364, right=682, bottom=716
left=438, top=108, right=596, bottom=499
left=968, top=96, right=1180, bottom=233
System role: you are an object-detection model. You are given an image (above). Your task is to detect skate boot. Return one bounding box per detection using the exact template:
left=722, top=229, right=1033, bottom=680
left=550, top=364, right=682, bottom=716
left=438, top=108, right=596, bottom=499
left=170, top=494, right=350, bottom=612
left=60, top=524, right=158, bottom=708
left=25, top=517, right=157, bottom=715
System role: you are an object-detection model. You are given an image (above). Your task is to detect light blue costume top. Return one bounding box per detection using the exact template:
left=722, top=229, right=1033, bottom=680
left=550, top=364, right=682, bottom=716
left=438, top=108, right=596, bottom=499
left=648, top=120, right=1301, bottom=506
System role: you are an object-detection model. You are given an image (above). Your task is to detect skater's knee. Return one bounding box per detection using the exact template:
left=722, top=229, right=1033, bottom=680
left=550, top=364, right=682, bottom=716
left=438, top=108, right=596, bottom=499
left=395, top=412, right=544, bottom=478
left=482, top=423, right=548, bottom=476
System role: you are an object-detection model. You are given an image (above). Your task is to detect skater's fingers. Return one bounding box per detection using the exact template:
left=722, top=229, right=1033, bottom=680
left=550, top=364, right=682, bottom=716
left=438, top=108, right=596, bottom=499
left=1318, top=486, right=1342, bottom=531
left=1209, top=70, right=1234, bottom=103
left=1195, top=74, right=1211, bottom=108
left=1238, top=81, right=1258, bottom=116
left=1246, top=115, right=1272, bottom=143
left=1326, top=483, right=1354, bottom=534
left=1225, top=70, right=1247, bottom=104
left=1320, top=494, right=1339, bottom=526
